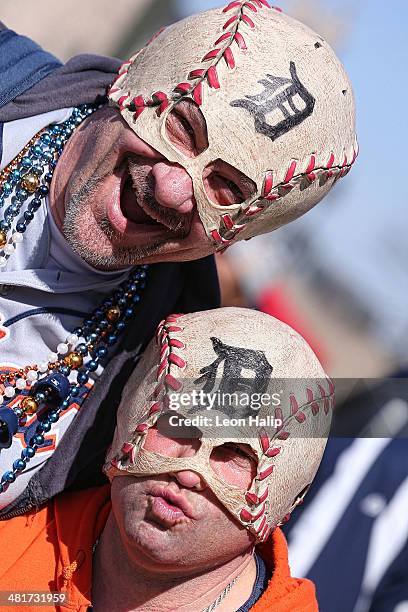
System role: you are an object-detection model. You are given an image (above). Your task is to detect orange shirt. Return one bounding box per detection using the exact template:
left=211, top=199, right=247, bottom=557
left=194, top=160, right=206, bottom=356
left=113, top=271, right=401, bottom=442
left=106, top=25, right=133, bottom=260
left=0, top=486, right=317, bottom=611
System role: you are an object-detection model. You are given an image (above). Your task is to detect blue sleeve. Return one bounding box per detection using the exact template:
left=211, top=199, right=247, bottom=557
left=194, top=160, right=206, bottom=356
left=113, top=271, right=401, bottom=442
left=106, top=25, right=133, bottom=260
left=0, top=123, right=3, bottom=166
left=0, top=28, right=62, bottom=108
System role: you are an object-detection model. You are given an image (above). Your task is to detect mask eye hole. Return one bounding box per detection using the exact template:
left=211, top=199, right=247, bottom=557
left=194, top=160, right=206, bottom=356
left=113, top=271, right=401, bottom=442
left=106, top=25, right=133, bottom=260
left=144, top=420, right=202, bottom=458
left=210, top=442, right=258, bottom=489
left=165, top=98, right=208, bottom=158
left=203, top=159, right=256, bottom=207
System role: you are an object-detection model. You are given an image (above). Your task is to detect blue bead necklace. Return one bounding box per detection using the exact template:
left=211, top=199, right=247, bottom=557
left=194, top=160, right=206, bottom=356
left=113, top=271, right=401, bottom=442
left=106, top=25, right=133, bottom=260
left=0, top=106, right=149, bottom=494
left=0, top=106, right=94, bottom=266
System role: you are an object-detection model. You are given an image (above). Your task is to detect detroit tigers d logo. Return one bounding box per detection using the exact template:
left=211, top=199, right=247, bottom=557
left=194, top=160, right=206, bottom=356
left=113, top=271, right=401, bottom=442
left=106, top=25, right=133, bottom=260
left=231, top=62, right=315, bottom=142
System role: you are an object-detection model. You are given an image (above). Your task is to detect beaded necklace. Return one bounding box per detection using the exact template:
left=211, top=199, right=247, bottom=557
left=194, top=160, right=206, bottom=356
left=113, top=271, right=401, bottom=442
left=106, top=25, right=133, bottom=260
left=0, top=106, right=149, bottom=494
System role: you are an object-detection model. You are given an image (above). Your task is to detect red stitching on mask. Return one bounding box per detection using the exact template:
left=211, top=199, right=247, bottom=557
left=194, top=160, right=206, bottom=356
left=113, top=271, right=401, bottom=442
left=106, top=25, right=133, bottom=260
left=244, top=204, right=265, bottom=216
left=223, top=15, right=239, bottom=28
left=274, top=407, right=283, bottom=427
left=327, top=378, right=335, bottom=395
left=160, top=343, right=170, bottom=358
left=118, top=94, right=131, bottom=112
left=149, top=401, right=162, bottom=415
left=224, top=47, right=236, bottom=69
left=164, top=373, right=183, bottom=391
left=258, top=465, right=274, bottom=480
left=241, top=13, right=255, bottom=27
left=211, top=144, right=359, bottom=249
left=110, top=0, right=271, bottom=114
left=189, top=68, right=206, bottom=79
left=116, top=315, right=187, bottom=474
left=246, top=487, right=269, bottom=505
left=166, top=325, right=183, bottom=332
left=290, top=394, right=299, bottom=415
left=153, top=383, right=165, bottom=398
left=169, top=353, right=186, bottom=368
left=157, top=360, right=167, bottom=377
left=121, top=442, right=134, bottom=454
left=152, top=91, right=170, bottom=114
left=307, top=388, right=320, bottom=415
left=234, top=31, right=248, bottom=49
left=259, top=522, right=271, bottom=541
left=284, top=160, right=297, bottom=182
left=243, top=379, right=334, bottom=540
left=223, top=0, right=243, bottom=11
left=174, top=82, right=192, bottom=93
left=202, top=49, right=221, bottom=61
left=318, top=383, right=331, bottom=414
left=266, top=446, right=281, bottom=458
left=169, top=339, right=185, bottom=349
left=207, top=66, right=221, bottom=89
left=118, top=61, right=131, bottom=75
left=259, top=431, right=270, bottom=454
left=255, top=515, right=267, bottom=534
left=215, top=32, right=233, bottom=45
left=193, top=82, right=203, bottom=105
left=263, top=170, right=274, bottom=196
left=339, top=154, right=348, bottom=177
left=122, top=443, right=137, bottom=464
left=222, top=214, right=235, bottom=230
left=240, top=502, right=266, bottom=522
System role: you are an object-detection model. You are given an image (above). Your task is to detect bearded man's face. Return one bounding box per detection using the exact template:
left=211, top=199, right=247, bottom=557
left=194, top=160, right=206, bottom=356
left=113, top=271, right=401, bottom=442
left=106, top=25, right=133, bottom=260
left=49, top=105, right=254, bottom=270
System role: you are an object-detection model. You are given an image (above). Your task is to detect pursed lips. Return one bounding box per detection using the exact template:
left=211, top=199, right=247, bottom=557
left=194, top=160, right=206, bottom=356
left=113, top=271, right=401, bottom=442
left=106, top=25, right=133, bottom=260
left=148, top=485, right=196, bottom=520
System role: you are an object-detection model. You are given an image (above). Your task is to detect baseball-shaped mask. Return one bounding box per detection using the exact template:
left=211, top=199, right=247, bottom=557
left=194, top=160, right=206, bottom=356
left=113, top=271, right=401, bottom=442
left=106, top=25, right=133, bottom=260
left=105, top=307, right=333, bottom=542
left=109, top=1, right=357, bottom=250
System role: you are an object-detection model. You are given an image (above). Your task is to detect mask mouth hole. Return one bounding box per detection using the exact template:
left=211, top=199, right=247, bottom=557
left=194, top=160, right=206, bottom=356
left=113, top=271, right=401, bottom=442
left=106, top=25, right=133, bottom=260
left=165, top=98, right=209, bottom=158
left=202, top=159, right=257, bottom=208
left=210, top=442, right=258, bottom=489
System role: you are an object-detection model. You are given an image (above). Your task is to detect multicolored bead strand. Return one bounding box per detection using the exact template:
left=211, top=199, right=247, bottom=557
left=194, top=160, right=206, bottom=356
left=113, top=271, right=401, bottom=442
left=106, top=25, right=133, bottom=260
left=0, top=266, right=148, bottom=492
left=0, top=104, right=150, bottom=493
left=0, top=105, right=96, bottom=267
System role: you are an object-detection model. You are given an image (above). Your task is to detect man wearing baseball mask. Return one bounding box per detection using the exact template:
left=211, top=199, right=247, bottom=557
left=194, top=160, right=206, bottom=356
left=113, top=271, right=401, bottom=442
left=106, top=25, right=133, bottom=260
left=0, top=1, right=356, bottom=517
left=0, top=308, right=333, bottom=611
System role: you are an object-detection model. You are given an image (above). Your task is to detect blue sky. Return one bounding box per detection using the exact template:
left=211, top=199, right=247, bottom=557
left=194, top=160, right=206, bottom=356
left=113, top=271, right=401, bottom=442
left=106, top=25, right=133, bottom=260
left=176, top=0, right=408, bottom=357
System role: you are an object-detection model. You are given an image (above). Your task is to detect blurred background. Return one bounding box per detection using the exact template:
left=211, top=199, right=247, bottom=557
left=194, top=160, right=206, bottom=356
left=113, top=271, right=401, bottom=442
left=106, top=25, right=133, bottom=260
left=2, top=3, right=408, bottom=610
left=2, top=0, right=407, bottom=380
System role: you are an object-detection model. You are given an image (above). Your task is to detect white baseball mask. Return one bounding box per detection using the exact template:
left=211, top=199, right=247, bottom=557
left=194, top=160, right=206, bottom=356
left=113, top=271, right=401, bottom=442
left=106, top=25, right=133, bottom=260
left=109, top=1, right=357, bottom=250
left=105, top=308, right=333, bottom=541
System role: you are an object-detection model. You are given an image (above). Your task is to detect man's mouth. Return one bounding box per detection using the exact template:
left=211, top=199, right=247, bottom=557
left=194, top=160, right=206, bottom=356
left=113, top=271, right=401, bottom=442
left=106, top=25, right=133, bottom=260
left=147, top=486, right=195, bottom=527
left=107, top=158, right=193, bottom=240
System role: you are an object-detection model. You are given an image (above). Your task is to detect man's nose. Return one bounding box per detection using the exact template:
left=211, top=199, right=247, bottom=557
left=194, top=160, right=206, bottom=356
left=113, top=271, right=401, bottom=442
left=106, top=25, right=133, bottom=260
left=151, top=161, right=195, bottom=213
left=171, top=439, right=206, bottom=491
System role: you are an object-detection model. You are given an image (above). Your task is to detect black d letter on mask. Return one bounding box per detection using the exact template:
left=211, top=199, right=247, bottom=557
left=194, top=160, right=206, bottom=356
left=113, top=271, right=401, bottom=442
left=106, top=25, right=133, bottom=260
left=231, top=62, right=315, bottom=142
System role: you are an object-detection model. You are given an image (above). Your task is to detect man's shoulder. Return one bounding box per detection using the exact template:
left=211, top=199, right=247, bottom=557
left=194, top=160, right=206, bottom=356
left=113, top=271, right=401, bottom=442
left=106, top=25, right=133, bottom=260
left=252, top=528, right=318, bottom=611
left=0, top=26, right=62, bottom=111
left=54, top=484, right=111, bottom=535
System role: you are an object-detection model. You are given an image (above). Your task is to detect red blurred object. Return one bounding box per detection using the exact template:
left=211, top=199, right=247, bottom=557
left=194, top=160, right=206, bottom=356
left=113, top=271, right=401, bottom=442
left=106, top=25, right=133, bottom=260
left=258, top=284, right=327, bottom=367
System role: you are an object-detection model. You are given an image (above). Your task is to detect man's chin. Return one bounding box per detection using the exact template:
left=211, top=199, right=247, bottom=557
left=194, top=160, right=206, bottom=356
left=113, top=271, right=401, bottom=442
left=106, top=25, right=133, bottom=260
left=63, top=209, right=213, bottom=270
left=67, top=236, right=166, bottom=271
